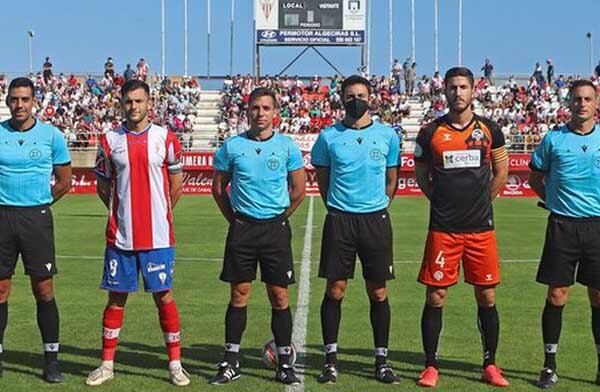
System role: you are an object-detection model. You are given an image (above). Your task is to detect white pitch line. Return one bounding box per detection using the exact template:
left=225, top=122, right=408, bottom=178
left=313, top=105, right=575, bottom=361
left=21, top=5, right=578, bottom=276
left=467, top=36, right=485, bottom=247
left=287, top=196, right=314, bottom=392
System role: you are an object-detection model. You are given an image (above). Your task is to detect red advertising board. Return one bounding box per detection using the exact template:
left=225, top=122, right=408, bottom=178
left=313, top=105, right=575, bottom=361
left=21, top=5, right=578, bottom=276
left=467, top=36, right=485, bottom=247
left=70, top=152, right=535, bottom=197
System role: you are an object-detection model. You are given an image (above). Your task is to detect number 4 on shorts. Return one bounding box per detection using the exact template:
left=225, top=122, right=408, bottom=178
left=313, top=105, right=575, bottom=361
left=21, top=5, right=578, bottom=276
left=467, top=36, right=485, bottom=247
left=434, top=251, right=445, bottom=268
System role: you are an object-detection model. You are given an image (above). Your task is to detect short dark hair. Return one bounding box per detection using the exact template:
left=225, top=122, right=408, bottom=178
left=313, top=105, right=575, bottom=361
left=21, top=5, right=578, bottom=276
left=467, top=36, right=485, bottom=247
left=444, top=67, right=475, bottom=87
left=248, top=87, right=277, bottom=108
left=570, top=79, right=597, bottom=95
left=121, top=79, right=150, bottom=97
left=8, top=77, right=34, bottom=97
left=340, top=75, right=371, bottom=96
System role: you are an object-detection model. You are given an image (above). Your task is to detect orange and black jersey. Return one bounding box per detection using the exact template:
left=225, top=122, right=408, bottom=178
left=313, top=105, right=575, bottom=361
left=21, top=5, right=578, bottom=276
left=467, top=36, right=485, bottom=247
left=414, top=114, right=507, bottom=232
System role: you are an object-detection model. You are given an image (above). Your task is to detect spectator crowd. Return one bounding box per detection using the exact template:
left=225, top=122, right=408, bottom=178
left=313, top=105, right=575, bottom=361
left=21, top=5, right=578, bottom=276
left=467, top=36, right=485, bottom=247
left=1, top=56, right=600, bottom=153
left=219, top=58, right=600, bottom=152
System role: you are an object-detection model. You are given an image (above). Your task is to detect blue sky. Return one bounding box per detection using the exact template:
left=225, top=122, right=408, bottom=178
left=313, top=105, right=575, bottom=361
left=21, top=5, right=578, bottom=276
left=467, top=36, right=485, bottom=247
left=0, top=0, right=598, bottom=78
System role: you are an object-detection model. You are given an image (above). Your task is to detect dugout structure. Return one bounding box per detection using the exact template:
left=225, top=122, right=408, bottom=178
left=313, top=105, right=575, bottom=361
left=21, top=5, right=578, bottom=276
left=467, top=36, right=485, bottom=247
left=254, top=0, right=367, bottom=77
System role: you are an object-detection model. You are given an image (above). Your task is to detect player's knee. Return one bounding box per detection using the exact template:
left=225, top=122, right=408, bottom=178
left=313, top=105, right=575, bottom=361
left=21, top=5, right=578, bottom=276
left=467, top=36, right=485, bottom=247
left=152, top=290, right=173, bottom=306
left=0, top=282, right=10, bottom=302
left=366, top=285, right=387, bottom=302
left=269, top=294, right=289, bottom=310
left=588, top=288, right=600, bottom=308
left=475, top=286, right=496, bottom=307
left=547, top=287, right=569, bottom=306
left=326, top=284, right=346, bottom=301
left=231, top=284, right=252, bottom=306
left=426, top=287, right=447, bottom=307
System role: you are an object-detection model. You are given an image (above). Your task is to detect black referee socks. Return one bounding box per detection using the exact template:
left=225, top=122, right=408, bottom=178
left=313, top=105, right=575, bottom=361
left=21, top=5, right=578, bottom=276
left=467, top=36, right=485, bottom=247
left=321, top=295, right=342, bottom=364
left=591, top=305, right=600, bottom=372
left=542, top=300, right=564, bottom=370
left=36, top=298, right=59, bottom=361
left=271, top=307, right=293, bottom=365
left=224, top=304, right=247, bottom=364
left=0, top=302, right=7, bottom=349
left=421, top=304, right=443, bottom=368
left=370, top=298, right=391, bottom=365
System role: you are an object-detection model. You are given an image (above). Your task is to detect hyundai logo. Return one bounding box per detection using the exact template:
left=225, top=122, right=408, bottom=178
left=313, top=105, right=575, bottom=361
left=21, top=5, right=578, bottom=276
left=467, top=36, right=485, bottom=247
left=261, top=30, right=277, bottom=39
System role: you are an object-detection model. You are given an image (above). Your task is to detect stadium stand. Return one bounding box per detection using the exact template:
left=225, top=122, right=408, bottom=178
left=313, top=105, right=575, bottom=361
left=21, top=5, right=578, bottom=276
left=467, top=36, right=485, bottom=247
left=2, top=67, right=599, bottom=154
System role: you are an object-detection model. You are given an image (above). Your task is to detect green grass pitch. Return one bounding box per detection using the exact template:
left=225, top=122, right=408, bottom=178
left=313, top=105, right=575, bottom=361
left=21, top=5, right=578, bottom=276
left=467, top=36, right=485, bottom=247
left=0, top=195, right=598, bottom=391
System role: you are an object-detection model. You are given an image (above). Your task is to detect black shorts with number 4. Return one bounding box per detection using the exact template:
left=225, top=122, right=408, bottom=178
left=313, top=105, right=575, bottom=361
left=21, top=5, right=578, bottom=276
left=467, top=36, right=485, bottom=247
left=220, top=213, right=295, bottom=286
left=0, top=205, right=57, bottom=278
left=319, top=208, right=395, bottom=282
left=537, top=213, right=600, bottom=289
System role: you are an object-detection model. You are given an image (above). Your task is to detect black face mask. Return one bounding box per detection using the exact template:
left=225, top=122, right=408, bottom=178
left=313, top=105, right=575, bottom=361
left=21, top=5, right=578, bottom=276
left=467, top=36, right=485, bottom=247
left=343, top=98, right=369, bottom=119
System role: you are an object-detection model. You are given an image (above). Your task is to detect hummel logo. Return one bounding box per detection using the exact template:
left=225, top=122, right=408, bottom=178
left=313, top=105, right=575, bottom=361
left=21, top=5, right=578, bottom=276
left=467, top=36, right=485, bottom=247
left=18, top=139, right=24, bottom=146
left=45, top=263, right=52, bottom=272
left=582, top=145, right=588, bottom=152
left=255, top=148, right=262, bottom=155
left=356, top=137, right=363, bottom=145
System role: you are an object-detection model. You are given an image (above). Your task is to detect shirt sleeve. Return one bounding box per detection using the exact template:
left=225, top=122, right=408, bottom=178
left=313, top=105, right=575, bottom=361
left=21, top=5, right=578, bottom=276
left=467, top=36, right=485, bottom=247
left=386, top=130, right=401, bottom=167
left=490, top=121, right=506, bottom=149
left=287, top=138, right=304, bottom=171
left=414, top=126, right=433, bottom=163
left=165, top=131, right=183, bottom=174
left=310, top=131, right=330, bottom=167
left=213, top=142, right=232, bottom=172
left=52, top=128, right=71, bottom=165
left=530, top=133, right=551, bottom=172
left=94, top=136, right=111, bottom=179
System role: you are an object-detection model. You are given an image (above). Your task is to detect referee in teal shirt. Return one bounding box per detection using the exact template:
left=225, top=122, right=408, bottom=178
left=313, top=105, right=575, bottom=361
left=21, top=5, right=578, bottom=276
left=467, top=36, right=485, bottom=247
left=0, top=77, right=71, bottom=382
left=530, top=79, right=600, bottom=388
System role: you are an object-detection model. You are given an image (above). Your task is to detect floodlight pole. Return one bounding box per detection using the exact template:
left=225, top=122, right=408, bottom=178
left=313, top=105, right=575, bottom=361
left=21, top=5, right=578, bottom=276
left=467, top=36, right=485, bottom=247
left=230, top=0, right=235, bottom=75
left=207, top=0, right=211, bottom=78
left=184, top=0, right=188, bottom=77
left=458, top=0, right=463, bottom=66
left=28, top=30, right=34, bottom=75
left=161, top=0, right=166, bottom=78
left=434, top=0, right=439, bottom=72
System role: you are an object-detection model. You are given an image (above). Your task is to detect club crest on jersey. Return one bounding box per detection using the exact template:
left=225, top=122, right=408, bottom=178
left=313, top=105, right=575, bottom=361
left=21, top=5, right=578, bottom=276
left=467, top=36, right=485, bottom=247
left=29, top=149, right=42, bottom=160
left=595, top=157, right=600, bottom=169
left=267, top=157, right=280, bottom=170
left=470, top=128, right=484, bottom=141
left=369, top=149, right=383, bottom=161
left=465, top=126, right=490, bottom=149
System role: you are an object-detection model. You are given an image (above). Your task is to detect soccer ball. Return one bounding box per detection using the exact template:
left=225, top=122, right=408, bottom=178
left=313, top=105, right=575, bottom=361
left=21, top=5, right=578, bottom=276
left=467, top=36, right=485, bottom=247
left=261, top=338, right=297, bottom=368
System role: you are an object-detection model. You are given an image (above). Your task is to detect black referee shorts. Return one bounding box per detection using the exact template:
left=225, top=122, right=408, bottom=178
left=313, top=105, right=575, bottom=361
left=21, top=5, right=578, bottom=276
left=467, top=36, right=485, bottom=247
left=536, top=213, right=600, bottom=289
left=0, top=205, right=57, bottom=278
left=220, top=213, right=295, bottom=287
left=318, top=208, right=395, bottom=282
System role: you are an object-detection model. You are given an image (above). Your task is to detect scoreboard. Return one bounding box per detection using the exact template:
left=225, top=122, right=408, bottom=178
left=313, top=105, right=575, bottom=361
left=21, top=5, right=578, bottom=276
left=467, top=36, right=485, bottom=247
left=255, top=0, right=366, bottom=45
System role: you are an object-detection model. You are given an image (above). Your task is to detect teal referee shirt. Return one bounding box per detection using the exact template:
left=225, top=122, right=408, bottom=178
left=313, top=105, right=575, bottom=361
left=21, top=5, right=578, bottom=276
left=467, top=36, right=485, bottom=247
left=0, top=120, right=71, bottom=206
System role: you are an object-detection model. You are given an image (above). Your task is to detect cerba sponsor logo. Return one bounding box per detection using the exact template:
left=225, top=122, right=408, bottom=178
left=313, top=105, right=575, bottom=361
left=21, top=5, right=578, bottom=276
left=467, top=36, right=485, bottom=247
left=442, top=150, right=481, bottom=169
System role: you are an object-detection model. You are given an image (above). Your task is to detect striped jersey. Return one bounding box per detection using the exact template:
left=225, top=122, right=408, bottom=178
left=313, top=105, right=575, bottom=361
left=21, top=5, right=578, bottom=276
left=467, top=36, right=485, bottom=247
left=94, top=123, right=183, bottom=250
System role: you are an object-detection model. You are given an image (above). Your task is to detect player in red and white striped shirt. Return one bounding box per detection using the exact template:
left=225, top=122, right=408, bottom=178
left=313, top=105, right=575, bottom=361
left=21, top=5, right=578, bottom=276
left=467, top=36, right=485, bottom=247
left=86, top=79, right=189, bottom=387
